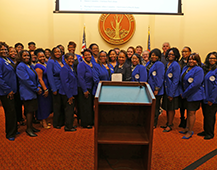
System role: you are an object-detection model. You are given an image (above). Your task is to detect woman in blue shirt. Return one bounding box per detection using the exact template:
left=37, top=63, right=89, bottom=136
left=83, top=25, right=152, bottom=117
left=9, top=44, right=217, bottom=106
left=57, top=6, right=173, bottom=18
left=59, top=53, right=78, bottom=132
left=93, top=50, right=114, bottom=95
left=180, top=53, right=204, bottom=139
left=161, top=48, right=181, bottom=132
left=77, top=49, right=94, bottom=129
left=16, top=50, right=42, bottom=137
left=47, top=47, right=64, bottom=129
left=197, top=52, right=217, bottom=140
left=34, top=49, right=53, bottom=129
left=131, top=53, right=147, bottom=82
left=145, top=48, right=165, bottom=128
left=0, top=42, right=18, bottom=141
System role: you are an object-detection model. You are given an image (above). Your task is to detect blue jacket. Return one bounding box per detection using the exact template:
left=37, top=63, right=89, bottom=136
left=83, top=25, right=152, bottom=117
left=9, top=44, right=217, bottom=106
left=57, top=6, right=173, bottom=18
left=59, top=64, right=78, bottom=98
left=180, top=66, right=204, bottom=101
left=203, top=68, right=217, bottom=104
left=16, top=62, right=40, bottom=100
left=131, top=64, right=147, bottom=82
left=92, top=63, right=114, bottom=95
left=77, top=61, right=93, bottom=93
left=145, top=61, right=164, bottom=96
left=0, top=57, right=17, bottom=95
left=164, top=61, right=181, bottom=97
left=91, top=55, right=97, bottom=64
left=47, top=59, right=63, bottom=92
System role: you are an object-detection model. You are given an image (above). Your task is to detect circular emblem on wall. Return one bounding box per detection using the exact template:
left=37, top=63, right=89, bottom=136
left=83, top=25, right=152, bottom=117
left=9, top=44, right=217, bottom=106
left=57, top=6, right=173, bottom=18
left=98, top=14, right=136, bottom=45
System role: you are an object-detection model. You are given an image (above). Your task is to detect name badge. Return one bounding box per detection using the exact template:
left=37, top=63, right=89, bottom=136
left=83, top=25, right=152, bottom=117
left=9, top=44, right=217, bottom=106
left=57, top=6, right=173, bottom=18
left=152, top=71, right=156, bottom=76
left=135, top=74, right=140, bottom=79
left=188, top=77, right=194, bottom=83
left=209, top=76, right=215, bottom=82
left=168, top=73, right=173, bottom=78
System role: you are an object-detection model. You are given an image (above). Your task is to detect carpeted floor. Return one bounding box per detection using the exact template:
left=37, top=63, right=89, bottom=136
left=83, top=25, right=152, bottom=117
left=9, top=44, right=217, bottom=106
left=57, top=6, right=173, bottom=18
left=0, top=106, right=216, bottom=170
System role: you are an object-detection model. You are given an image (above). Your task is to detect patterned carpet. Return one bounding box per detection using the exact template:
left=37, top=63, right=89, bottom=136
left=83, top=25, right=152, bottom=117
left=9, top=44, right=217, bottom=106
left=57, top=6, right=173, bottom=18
left=0, top=106, right=216, bottom=170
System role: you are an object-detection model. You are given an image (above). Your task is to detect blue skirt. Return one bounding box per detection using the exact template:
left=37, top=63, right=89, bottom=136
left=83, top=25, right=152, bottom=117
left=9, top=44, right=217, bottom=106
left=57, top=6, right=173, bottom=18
left=37, top=91, right=53, bottom=120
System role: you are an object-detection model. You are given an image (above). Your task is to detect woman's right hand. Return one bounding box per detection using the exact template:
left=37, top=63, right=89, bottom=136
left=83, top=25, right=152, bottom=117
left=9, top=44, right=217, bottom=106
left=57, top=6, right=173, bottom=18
left=7, top=91, right=14, bottom=100
left=43, top=90, right=49, bottom=98
left=53, top=91, right=57, bottom=95
left=84, top=91, right=90, bottom=98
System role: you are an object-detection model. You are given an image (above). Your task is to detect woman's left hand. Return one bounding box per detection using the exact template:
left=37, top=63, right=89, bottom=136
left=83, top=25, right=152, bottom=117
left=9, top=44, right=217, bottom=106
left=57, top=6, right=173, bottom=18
left=37, top=87, right=42, bottom=95
left=208, top=101, right=213, bottom=106
left=168, top=96, right=173, bottom=101
left=68, top=96, right=74, bottom=105
left=154, top=90, right=158, bottom=96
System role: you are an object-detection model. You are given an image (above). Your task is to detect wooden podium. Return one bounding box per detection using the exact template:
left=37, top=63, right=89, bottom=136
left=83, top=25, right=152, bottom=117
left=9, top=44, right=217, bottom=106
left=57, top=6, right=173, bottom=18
left=94, top=81, right=156, bottom=170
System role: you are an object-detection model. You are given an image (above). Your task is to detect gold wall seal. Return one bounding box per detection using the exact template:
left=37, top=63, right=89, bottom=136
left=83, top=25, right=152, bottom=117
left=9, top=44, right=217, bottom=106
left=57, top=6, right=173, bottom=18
left=98, top=14, right=136, bottom=45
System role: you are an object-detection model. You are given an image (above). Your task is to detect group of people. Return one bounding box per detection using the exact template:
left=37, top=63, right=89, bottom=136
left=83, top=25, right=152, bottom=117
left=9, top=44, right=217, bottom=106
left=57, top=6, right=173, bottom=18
left=0, top=40, right=216, bottom=141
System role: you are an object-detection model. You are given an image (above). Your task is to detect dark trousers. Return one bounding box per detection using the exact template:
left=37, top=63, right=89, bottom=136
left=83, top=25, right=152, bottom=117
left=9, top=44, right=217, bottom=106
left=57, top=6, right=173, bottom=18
left=61, top=95, right=75, bottom=129
left=154, top=95, right=162, bottom=127
left=78, top=87, right=94, bottom=127
left=0, top=95, right=17, bottom=138
left=202, top=103, right=217, bottom=137
left=14, top=92, right=23, bottom=122
left=52, top=92, right=65, bottom=127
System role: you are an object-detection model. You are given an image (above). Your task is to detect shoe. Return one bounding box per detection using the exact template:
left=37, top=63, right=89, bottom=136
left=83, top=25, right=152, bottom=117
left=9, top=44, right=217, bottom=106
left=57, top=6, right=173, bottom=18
left=197, top=131, right=206, bottom=136
left=54, top=126, right=61, bottom=129
left=83, top=125, right=92, bottom=129
left=32, top=127, right=40, bottom=132
left=204, top=135, right=214, bottom=140
left=179, top=131, right=188, bottom=134
left=41, top=120, right=51, bottom=129
left=32, top=118, right=40, bottom=124
left=7, top=137, right=15, bottom=141
left=64, top=127, right=77, bottom=132
left=163, top=125, right=172, bottom=132
left=179, top=119, right=186, bottom=128
left=26, top=130, right=37, bottom=137
left=160, top=122, right=168, bottom=129
left=161, top=123, right=173, bottom=129
left=182, top=131, right=194, bottom=139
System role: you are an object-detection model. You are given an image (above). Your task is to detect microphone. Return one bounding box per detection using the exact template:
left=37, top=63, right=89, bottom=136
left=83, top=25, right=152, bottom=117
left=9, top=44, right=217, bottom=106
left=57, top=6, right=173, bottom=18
left=132, top=74, right=142, bottom=89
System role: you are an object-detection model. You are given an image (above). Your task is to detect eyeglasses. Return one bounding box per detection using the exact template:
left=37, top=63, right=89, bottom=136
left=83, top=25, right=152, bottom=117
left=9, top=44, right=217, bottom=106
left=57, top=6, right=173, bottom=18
left=182, top=51, right=190, bottom=53
left=0, top=49, right=7, bottom=51
left=209, top=58, right=217, bottom=60
left=131, top=58, right=139, bottom=61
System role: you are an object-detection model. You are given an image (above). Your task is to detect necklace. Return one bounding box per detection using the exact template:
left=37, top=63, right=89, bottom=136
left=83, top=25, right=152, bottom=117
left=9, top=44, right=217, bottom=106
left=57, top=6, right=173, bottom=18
left=38, top=62, right=47, bottom=67
left=3, top=57, right=11, bottom=64
left=83, top=59, right=93, bottom=67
